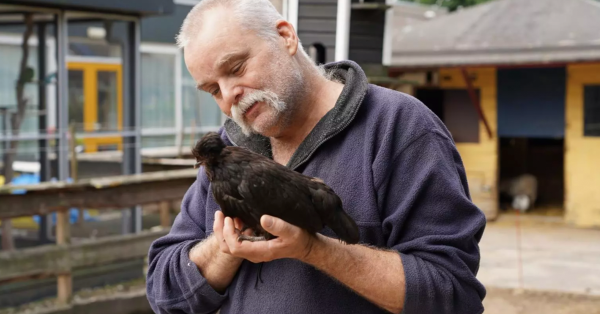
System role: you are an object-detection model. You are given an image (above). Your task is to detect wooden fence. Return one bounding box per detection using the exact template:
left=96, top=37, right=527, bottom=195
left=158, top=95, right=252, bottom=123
left=0, top=168, right=197, bottom=306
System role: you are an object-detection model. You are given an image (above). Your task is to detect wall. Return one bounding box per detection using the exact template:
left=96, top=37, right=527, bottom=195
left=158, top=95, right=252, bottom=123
left=439, top=68, right=498, bottom=220
left=298, top=0, right=338, bottom=63
left=565, top=63, right=600, bottom=228
left=349, top=6, right=386, bottom=64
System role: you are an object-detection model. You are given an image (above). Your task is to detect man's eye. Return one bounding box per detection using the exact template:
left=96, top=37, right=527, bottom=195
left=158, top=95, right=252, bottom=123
left=232, top=63, right=243, bottom=74
left=211, top=88, right=220, bottom=96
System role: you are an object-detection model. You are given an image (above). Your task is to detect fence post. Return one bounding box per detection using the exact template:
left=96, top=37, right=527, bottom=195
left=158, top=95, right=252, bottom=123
left=56, top=208, right=72, bottom=304
left=160, top=201, right=171, bottom=228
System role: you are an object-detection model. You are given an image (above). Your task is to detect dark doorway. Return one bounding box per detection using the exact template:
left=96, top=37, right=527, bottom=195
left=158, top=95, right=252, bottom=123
left=499, top=137, right=564, bottom=215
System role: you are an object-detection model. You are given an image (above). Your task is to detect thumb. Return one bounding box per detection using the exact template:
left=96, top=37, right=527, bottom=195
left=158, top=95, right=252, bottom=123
left=261, top=215, right=294, bottom=237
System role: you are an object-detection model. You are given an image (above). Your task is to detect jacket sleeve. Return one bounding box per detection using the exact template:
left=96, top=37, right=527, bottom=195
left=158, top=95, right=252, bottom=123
left=146, top=170, right=227, bottom=314
left=374, top=131, right=487, bottom=314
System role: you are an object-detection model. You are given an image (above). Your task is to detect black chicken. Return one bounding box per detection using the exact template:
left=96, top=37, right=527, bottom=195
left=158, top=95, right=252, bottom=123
left=192, top=132, right=360, bottom=286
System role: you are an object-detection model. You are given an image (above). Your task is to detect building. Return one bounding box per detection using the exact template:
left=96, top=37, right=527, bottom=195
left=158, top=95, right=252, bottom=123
left=388, top=0, right=600, bottom=228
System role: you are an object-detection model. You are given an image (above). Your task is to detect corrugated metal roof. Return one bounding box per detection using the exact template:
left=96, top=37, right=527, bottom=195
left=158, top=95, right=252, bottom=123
left=391, top=0, right=600, bottom=67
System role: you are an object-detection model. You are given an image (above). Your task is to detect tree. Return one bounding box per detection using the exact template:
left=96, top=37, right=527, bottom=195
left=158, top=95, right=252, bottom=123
left=398, top=0, right=494, bottom=11
left=1, top=13, right=34, bottom=251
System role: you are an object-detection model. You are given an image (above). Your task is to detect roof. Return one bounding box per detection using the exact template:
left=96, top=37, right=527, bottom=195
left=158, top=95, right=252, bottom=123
left=391, top=1, right=448, bottom=33
left=391, top=0, right=600, bottom=67
left=0, top=0, right=175, bottom=16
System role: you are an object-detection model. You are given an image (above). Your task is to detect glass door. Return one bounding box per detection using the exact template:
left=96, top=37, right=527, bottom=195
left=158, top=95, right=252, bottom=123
left=67, top=62, right=122, bottom=152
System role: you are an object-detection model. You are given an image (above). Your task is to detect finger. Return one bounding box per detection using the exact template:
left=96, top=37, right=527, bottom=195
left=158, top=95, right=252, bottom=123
left=260, top=215, right=297, bottom=238
left=213, top=211, right=224, bottom=238
left=213, top=211, right=230, bottom=254
left=223, top=217, right=241, bottom=253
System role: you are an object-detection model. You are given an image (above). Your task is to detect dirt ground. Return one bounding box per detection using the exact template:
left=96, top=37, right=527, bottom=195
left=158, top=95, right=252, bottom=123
left=484, top=286, right=600, bottom=314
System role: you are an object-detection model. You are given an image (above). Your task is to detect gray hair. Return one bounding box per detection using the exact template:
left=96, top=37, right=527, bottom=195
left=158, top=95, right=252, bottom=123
left=176, top=0, right=334, bottom=78
left=176, top=0, right=285, bottom=48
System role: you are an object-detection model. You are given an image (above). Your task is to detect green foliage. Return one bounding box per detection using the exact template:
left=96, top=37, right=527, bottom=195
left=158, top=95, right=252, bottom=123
left=398, top=0, right=494, bottom=11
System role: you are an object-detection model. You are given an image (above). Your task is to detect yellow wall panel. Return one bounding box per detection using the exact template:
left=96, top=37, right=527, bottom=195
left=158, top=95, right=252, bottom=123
left=439, top=68, right=498, bottom=220
left=565, top=64, right=600, bottom=227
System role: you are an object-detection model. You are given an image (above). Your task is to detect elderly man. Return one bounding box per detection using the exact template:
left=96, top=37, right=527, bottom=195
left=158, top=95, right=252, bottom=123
left=146, top=0, right=487, bottom=313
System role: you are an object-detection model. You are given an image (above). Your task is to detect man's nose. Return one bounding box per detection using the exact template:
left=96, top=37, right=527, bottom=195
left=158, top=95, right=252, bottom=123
left=221, top=83, right=243, bottom=107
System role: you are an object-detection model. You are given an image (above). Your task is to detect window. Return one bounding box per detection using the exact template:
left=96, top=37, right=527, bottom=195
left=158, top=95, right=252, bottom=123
left=584, top=85, right=600, bottom=137
left=415, top=88, right=480, bottom=143
left=141, top=52, right=176, bottom=129
left=0, top=43, right=40, bottom=135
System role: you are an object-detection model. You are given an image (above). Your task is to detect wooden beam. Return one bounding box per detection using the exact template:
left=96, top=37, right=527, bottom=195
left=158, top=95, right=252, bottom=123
left=461, top=68, right=493, bottom=139
left=0, top=229, right=168, bottom=283
left=0, top=169, right=197, bottom=219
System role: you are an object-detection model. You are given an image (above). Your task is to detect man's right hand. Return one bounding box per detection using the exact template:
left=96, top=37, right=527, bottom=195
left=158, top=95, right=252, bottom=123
left=188, top=210, right=249, bottom=293
left=213, top=211, right=255, bottom=255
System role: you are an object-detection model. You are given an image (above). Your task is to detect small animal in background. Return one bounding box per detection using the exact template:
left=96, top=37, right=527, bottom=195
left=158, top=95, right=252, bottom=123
left=499, top=174, right=538, bottom=212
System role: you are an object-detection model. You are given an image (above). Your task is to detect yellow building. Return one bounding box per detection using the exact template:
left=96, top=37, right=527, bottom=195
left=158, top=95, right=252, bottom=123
left=387, top=0, right=600, bottom=228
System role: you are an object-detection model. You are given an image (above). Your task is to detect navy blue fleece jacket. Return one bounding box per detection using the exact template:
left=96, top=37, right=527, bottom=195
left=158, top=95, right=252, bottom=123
left=146, top=60, right=487, bottom=314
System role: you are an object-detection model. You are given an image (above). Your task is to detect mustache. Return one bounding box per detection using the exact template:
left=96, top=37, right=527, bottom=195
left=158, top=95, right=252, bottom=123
left=230, top=89, right=287, bottom=136
left=232, top=90, right=285, bottom=117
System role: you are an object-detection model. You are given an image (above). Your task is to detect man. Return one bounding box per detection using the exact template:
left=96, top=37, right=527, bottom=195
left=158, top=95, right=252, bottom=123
left=146, top=0, right=487, bottom=313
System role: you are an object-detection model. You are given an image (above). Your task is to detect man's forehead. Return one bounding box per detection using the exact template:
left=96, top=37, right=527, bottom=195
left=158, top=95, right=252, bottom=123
left=191, top=48, right=250, bottom=89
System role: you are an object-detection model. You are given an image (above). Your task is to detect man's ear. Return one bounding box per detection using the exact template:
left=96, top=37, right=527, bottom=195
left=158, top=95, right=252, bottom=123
left=276, top=20, right=298, bottom=56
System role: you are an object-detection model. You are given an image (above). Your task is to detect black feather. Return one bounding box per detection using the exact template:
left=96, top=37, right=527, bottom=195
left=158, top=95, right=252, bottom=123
left=192, top=132, right=360, bottom=244
left=192, top=132, right=360, bottom=286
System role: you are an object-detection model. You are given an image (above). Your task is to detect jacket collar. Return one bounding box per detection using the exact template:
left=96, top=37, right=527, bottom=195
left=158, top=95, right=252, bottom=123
left=224, top=60, right=369, bottom=170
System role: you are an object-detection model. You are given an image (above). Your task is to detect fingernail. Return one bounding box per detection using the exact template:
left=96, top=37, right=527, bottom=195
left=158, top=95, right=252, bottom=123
left=263, top=216, right=273, bottom=228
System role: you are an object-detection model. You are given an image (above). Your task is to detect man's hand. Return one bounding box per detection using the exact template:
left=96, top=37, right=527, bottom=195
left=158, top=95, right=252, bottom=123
left=213, top=211, right=257, bottom=255
left=220, top=214, right=316, bottom=263
left=187, top=211, right=246, bottom=293
left=218, top=213, right=405, bottom=313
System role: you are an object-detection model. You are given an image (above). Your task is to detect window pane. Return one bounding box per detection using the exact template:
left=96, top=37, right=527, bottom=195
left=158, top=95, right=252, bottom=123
left=68, top=70, right=84, bottom=131
left=443, top=89, right=480, bottom=143
left=0, top=43, right=39, bottom=134
left=584, top=85, right=600, bottom=137
left=97, top=71, right=118, bottom=131
left=142, top=135, right=176, bottom=149
left=141, top=52, right=175, bottom=129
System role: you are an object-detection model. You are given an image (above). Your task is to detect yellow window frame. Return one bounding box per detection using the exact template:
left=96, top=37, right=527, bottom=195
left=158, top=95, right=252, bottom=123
left=67, top=62, right=123, bottom=152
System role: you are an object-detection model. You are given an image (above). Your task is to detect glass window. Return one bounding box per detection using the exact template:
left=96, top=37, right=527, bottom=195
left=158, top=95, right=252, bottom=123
left=141, top=52, right=176, bottom=129
left=584, top=85, right=600, bottom=137
left=97, top=70, right=119, bottom=131
left=142, top=135, right=176, bottom=149
left=0, top=43, right=39, bottom=135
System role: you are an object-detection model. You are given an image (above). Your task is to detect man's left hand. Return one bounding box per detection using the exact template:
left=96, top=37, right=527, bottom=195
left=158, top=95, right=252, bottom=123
left=221, top=215, right=317, bottom=263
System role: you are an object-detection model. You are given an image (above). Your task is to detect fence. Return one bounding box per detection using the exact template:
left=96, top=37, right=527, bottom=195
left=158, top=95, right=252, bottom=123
left=0, top=168, right=197, bottom=306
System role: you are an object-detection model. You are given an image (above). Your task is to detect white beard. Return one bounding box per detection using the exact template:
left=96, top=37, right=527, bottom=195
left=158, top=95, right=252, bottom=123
left=231, top=89, right=287, bottom=136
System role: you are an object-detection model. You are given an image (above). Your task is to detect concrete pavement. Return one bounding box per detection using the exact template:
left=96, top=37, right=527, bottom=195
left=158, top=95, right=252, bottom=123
left=477, top=213, right=600, bottom=296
